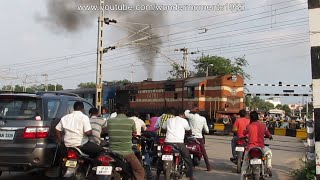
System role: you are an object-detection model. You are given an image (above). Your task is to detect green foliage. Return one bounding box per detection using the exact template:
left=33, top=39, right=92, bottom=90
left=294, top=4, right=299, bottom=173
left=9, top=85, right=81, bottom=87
left=274, top=104, right=292, bottom=115
left=1, top=84, right=63, bottom=92
left=169, top=63, right=185, bottom=79
left=193, top=55, right=250, bottom=79
left=291, top=160, right=315, bottom=180
left=77, top=82, right=96, bottom=89
left=245, top=96, right=274, bottom=112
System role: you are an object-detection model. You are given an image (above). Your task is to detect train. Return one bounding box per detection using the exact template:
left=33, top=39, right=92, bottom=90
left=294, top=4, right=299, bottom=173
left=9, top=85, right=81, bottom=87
left=61, top=74, right=245, bottom=120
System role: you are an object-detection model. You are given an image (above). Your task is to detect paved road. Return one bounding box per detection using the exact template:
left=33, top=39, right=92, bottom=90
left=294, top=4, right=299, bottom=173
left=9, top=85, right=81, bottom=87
left=0, top=135, right=305, bottom=180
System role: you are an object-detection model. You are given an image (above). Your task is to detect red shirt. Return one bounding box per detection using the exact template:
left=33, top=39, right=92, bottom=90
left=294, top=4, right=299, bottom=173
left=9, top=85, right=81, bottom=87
left=233, top=117, right=250, bottom=138
left=244, top=121, right=272, bottom=150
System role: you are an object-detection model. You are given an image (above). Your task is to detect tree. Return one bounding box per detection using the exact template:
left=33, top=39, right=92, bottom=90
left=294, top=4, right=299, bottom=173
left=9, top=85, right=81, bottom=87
left=1, top=83, right=63, bottom=92
left=193, top=55, right=250, bottom=79
left=244, top=96, right=274, bottom=112
left=77, top=82, right=96, bottom=89
left=281, top=104, right=292, bottom=115
left=168, top=63, right=185, bottom=79
left=275, top=104, right=283, bottom=109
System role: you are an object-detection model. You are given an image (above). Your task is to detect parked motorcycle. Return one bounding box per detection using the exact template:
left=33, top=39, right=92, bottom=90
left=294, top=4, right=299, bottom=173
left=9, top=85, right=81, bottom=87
left=233, top=137, right=248, bottom=173
left=161, top=143, right=187, bottom=180
left=185, top=135, right=202, bottom=166
left=62, top=147, right=112, bottom=180
left=243, top=145, right=271, bottom=180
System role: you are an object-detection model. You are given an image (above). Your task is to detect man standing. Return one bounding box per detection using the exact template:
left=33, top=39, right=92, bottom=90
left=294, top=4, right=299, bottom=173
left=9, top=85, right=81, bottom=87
left=162, top=108, right=194, bottom=180
left=107, top=106, right=145, bottom=180
left=128, top=111, right=147, bottom=136
left=55, top=101, right=103, bottom=157
left=241, top=111, right=273, bottom=180
left=185, top=107, right=211, bottom=171
left=88, top=107, right=107, bottom=145
left=230, top=109, right=250, bottom=162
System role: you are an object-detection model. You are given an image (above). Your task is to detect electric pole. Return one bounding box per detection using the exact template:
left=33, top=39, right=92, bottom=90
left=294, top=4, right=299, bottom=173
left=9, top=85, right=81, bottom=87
left=175, top=48, right=200, bottom=78
left=41, top=74, right=48, bottom=91
left=175, top=48, right=188, bottom=78
left=95, top=0, right=116, bottom=113
left=130, top=63, right=134, bottom=83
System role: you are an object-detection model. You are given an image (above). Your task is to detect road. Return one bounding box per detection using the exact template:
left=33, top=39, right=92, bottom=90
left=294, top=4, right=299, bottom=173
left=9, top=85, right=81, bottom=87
left=0, top=135, right=305, bottom=180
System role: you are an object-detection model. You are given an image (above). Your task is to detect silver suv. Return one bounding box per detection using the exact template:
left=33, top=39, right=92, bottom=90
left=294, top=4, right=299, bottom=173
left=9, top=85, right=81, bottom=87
left=0, top=92, right=94, bottom=177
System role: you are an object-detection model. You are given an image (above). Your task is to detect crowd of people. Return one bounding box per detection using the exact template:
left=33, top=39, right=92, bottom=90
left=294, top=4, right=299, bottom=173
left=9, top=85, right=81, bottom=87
left=55, top=101, right=275, bottom=179
left=55, top=102, right=211, bottom=180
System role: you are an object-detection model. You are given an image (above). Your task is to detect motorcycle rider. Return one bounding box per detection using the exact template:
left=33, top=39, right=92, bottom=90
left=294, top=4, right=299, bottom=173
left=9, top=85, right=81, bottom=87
left=230, top=109, right=250, bottom=162
left=154, top=107, right=175, bottom=137
left=107, top=106, right=145, bottom=180
left=184, top=107, right=211, bottom=171
left=160, top=108, right=195, bottom=180
left=88, top=107, right=107, bottom=146
left=55, top=101, right=104, bottom=157
left=241, top=111, right=273, bottom=180
left=128, top=111, right=147, bottom=136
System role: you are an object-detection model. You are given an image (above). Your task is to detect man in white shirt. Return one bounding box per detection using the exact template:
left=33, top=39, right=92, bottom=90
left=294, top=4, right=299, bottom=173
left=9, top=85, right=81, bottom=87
left=56, top=101, right=104, bottom=157
left=162, top=108, right=194, bottom=180
left=128, top=112, right=147, bottom=136
left=185, top=107, right=211, bottom=171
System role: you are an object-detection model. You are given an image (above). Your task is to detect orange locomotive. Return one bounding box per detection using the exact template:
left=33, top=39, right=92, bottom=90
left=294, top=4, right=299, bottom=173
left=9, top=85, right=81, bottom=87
left=118, top=74, right=245, bottom=120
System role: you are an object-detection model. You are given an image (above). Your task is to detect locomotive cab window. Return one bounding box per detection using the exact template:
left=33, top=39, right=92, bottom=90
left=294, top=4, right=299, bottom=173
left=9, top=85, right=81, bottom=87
left=201, top=84, right=205, bottom=95
left=187, top=87, right=195, bottom=98
left=165, top=84, right=175, bottom=91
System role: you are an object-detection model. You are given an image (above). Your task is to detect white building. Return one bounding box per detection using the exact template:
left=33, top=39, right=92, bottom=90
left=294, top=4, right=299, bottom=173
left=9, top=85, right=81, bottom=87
left=265, top=97, right=282, bottom=107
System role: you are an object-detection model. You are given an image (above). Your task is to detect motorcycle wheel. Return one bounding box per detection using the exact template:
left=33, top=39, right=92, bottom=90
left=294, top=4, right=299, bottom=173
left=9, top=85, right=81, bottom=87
left=192, top=157, right=200, bottom=166
left=254, top=174, right=260, bottom=180
left=236, top=157, right=242, bottom=173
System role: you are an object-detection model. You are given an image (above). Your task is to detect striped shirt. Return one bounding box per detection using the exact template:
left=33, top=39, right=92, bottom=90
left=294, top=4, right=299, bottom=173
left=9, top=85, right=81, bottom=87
left=107, top=114, right=136, bottom=156
left=155, top=114, right=175, bottom=137
left=89, top=116, right=107, bottom=145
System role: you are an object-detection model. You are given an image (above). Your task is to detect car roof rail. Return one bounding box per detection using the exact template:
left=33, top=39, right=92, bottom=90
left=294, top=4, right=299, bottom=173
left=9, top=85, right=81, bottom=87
left=36, top=91, right=80, bottom=97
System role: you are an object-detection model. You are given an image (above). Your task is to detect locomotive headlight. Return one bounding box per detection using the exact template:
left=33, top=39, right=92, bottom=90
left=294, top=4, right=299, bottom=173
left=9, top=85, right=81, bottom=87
left=231, top=75, right=237, bottom=82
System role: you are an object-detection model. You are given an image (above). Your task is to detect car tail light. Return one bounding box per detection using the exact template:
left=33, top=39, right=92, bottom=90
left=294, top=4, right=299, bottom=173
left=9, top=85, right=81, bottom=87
left=23, top=127, right=49, bottom=139
left=162, top=145, right=173, bottom=154
left=98, top=155, right=115, bottom=166
left=249, top=149, right=263, bottom=158
left=237, top=139, right=246, bottom=145
left=67, top=150, right=78, bottom=159
left=159, top=138, right=165, bottom=145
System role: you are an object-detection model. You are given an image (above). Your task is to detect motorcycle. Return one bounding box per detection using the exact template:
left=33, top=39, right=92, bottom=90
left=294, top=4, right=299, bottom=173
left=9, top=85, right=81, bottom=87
left=233, top=137, right=248, bottom=173
left=185, top=135, right=202, bottom=166
left=161, top=143, right=187, bottom=180
left=132, top=132, right=156, bottom=180
left=62, top=147, right=112, bottom=180
left=243, top=144, right=271, bottom=180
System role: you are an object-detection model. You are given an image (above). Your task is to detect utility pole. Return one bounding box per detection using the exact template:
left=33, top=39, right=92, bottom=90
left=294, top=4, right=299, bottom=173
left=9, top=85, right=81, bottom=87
left=95, top=0, right=116, bottom=113
left=308, top=0, right=320, bottom=174
left=41, top=74, right=48, bottom=91
left=174, top=48, right=199, bottom=78
left=130, top=63, right=134, bottom=83
left=22, top=74, right=28, bottom=92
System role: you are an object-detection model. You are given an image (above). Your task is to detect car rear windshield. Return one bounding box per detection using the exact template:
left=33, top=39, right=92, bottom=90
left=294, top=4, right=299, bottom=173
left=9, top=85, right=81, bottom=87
left=0, top=96, right=43, bottom=120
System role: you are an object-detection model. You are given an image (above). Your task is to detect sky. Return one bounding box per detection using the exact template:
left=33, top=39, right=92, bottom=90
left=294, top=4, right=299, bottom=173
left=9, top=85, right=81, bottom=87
left=0, top=0, right=312, bottom=104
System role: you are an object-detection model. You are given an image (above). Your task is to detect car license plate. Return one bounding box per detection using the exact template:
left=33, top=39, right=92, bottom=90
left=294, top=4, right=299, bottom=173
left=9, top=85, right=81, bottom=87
left=250, top=159, right=262, bottom=165
left=190, top=154, right=193, bottom=159
left=96, top=166, right=112, bottom=175
left=235, top=147, right=245, bottom=152
left=162, top=155, right=173, bottom=161
left=65, top=160, right=77, bottom=168
left=0, top=131, right=15, bottom=140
